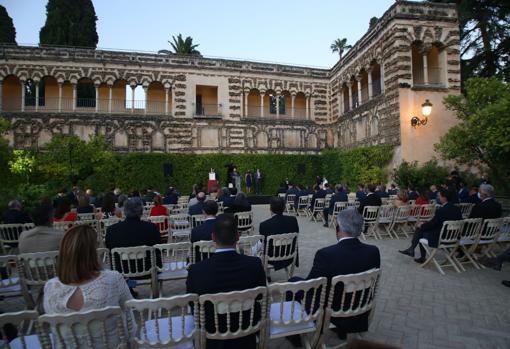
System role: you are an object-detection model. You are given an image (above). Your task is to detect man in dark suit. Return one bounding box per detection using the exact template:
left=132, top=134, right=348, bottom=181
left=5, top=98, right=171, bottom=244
left=358, top=184, right=382, bottom=214
left=469, top=184, right=502, bottom=219
left=399, top=188, right=462, bottom=263
left=191, top=200, right=218, bottom=262
left=186, top=214, right=267, bottom=349
left=105, top=198, right=161, bottom=273
left=189, top=192, right=206, bottom=215
left=323, top=185, right=348, bottom=227
left=259, top=197, right=299, bottom=272
left=288, top=208, right=380, bottom=344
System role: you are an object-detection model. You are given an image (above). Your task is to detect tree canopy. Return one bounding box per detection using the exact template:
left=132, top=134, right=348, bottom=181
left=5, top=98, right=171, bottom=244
left=158, top=34, right=201, bottom=56
left=435, top=77, right=510, bottom=194
left=330, top=38, right=352, bottom=59
left=0, top=5, right=16, bottom=44
left=39, top=0, right=98, bottom=48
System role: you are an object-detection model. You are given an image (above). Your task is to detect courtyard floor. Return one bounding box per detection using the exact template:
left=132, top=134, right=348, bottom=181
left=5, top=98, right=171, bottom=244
left=3, top=205, right=510, bottom=348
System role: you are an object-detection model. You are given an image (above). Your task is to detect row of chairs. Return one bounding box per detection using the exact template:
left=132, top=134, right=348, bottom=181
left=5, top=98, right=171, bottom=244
left=418, top=216, right=510, bottom=275
left=0, top=268, right=380, bottom=349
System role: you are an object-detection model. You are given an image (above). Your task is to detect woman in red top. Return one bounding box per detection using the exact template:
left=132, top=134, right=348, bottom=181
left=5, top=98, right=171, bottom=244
left=53, top=198, right=77, bottom=222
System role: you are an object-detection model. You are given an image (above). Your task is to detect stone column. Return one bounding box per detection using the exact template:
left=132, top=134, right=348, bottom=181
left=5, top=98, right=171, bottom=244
left=275, top=92, right=280, bottom=118
left=58, top=82, right=63, bottom=112
left=0, top=80, right=3, bottom=112
left=21, top=80, right=25, bottom=112
left=356, top=76, right=362, bottom=106
left=260, top=92, right=265, bottom=117
left=290, top=92, right=296, bottom=118
left=108, top=84, right=113, bottom=114
left=35, top=81, right=40, bottom=112
left=347, top=82, right=352, bottom=111
left=94, top=84, right=99, bottom=113
left=164, top=87, right=169, bottom=115
left=305, top=93, right=310, bottom=120
left=131, top=85, right=135, bottom=114
left=143, top=86, right=148, bottom=115
left=244, top=89, right=249, bottom=117
left=367, top=68, right=373, bottom=100
left=423, top=53, right=429, bottom=85
left=72, top=82, right=77, bottom=111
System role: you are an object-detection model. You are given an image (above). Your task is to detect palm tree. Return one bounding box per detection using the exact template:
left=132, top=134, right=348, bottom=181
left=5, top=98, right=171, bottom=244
left=330, top=38, right=352, bottom=59
left=158, top=34, right=201, bottom=56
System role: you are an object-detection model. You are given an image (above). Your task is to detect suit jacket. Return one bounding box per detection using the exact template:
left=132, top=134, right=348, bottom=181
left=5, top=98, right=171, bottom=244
left=186, top=251, right=266, bottom=349
left=191, top=218, right=216, bottom=263
left=306, top=238, right=380, bottom=333
left=358, top=193, right=382, bottom=214
left=420, top=202, right=462, bottom=247
left=327, top=192, right=348, bottom=214
left=105, top=217, right=161, bottom=274
left=469, top=198, right=502, bottom=220
left=259, top=214, right=299, bottom=270
left=189, top=201, right=205, bottom=216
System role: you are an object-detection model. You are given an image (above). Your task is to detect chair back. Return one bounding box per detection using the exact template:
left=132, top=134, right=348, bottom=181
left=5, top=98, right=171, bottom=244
left=393, top=205, right=411, bottom=223
left=0, top=310, right=40, bottom=349
left=38, top=306, right=129, bottom=349
left=419, top=204, right=436, bottom=222
left=192, top=240, right=216, bottom=264
left=268, top=277, right=327, bottom=344
left=0, top=255, right=21, bottom=297
left=362, top=206, right=379, bottom=222
left=154, top=242, right=190, bottom=275
left=191, top=214, right=207, bottom=228
left=263, top=233, right=298, bottom=272
left=376, top=205, right=396, bottom=224
left=461, top=218, right=483, bottom=241
left=126, top=294, right=199, bottom=348
left=198, top=286, right=267, bottom=346
left=438, top=220, right=465, bottom=247
left=458, top=203, right=475, bottom=219
left=480, top=218, right=504, bottom=242
left=110, top=246, right=154, bottom=279
left=238, top=235, right=264, bottom=258
left=325, top=268, right=380, bottom=320
left=235, top=211, right=253, bottom=235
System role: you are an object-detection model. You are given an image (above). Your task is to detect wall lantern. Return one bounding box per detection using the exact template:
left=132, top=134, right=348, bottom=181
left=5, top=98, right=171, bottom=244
left=411, top=99, right=433, bottom=128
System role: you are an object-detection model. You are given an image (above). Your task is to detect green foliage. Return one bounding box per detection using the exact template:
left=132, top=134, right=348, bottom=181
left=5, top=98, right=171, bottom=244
left=392, top=160, right=449, bottom=190
left=9, top=150, right=36, bottom=183
left=330, top=38, right=352, bottom=59
left=0, top=5, right=16, bottom=44
left=158, top=34, right=201, bottom=56
left=321, top=145, right=394, bottom=190
left=435, top=77, right=510, bottom=194
left=39, top=0, right=98, bottom=48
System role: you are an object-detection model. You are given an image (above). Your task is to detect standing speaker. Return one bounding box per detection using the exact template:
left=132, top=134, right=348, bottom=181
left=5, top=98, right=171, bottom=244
left=297, top=163, right=306, bottom=175
left=163, top=163, right=173, bottom=177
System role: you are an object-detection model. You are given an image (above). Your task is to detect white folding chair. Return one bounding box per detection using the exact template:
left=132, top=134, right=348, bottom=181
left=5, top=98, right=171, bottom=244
left=192, top=240, right=216, bottom=264
left=0, top=310, right=41, bottom=349
left=321, top=268, right=380, bottom=348
left=455, top=218, right=483, bottom=270
left=238, top=235, right=264, bottom=258
left=361, top=206, right=380, bottom=240
left=477, top=218, right=504, bottom=258
left=375, top=205, right=396, bottom=239
left=419, top=220, right=465, bottom=275
left=329, top=202, right=347, bottom=228
left=110, top=246, right=159, bottom=298
left=38, top=306, right=129, bottom=349
left=169, top=214, right=192, bottom=242
left=389, top=205, right=412, bottom=239
left=17, top=250, right=59, bottom=309
left=126, top=294, right=199, bottom=349
left=153, top=242, right=191, bottom=296
left=147, top=215, right=170, bottom=242
left=198, top=286, right=267, bottom=349
left=235, top=211, right=254, bottom=236
left=297, top=196, right=310, bottom=217
left=286, top=194, right=297, bottom=214
left=264, top=233, right=298, bottom=280
left=310, top=199, right=325, bottom=223
left=0, top=255, right=22, bottom=299
left=267, top=277, right=327, bottom=349
left=457, top=203, right=474, bottom=219
left=0, top=223, right=33, bottom=254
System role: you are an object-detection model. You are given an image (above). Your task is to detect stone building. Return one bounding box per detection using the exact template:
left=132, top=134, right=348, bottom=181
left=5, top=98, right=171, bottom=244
left=0, top=0, right=460, bottom=164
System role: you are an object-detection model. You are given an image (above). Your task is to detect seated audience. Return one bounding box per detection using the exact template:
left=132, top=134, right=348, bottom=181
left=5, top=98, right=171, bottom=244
left=288, top=208, right=380, bottom=343
left=259, top=197, right=299, bottom=272
left=189, top=192, right=206, bottom=215
left=399, top=188, right=462, bottom=263
left=323, top=185, right=348, bottom=227
left=44, top=225, right=132, bottom=347
left=358, top=184, right=382, bottom=214
left=19, top=204, right=63, bottom=254
left=150, top=195, right=169, bottom=216
left=469, top=184, right=502, bottom=219
left=2, top=200, right=31, bottom=224
left=393, top=190, right=409, bottom=207
left=163, top=187, right=179, bottom=205
left=76, top=195, right=94, bottom=214
left=186, top=214, right=266, bottom=349
left=53, top=198, right=77, bottom=222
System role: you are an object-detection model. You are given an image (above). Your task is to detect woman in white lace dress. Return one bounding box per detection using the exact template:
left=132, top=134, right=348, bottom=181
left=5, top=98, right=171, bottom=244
left=43, top=225, right=133, bottom=348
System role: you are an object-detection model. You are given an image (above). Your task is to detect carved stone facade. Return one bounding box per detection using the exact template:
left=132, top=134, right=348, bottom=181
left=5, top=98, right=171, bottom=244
left=0, top=1, right=460, bottom=163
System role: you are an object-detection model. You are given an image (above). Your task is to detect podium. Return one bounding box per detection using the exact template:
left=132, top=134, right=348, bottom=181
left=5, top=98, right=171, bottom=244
left=207, top=172, right=218, bottom=193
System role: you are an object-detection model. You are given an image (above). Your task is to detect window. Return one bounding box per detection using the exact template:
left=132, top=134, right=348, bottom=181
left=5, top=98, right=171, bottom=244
left=269, top=95, right=285, bottom=114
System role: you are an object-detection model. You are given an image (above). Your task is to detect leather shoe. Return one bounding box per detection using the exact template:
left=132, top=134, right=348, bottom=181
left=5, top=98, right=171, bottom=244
left=502, top=280, right=510, bottom=288
left=285, top=334, right=303, bottom=347
left=398, top=249, right=414, bottom=258
left=414, top=257, right=426, bottom=264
